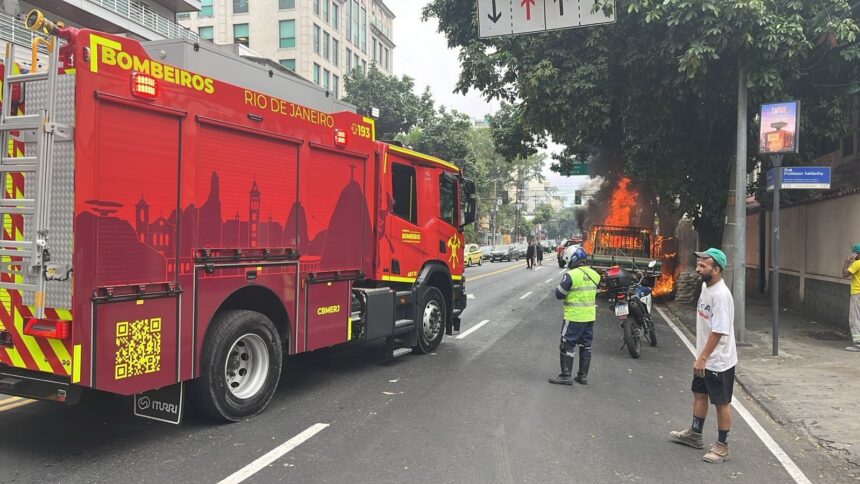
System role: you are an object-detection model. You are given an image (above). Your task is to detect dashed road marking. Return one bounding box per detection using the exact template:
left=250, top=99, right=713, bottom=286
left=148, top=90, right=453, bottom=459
left=218, top=423, right=330, bottom=484
left=519, top=292, right=533, bottom=300
left=544, top=278, right=554, bottom=283
left=456, top=320, right=490, bottom=340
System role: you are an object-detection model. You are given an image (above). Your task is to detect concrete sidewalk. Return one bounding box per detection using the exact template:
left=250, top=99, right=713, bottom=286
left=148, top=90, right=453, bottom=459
left=662, top=295, right=860, bottom=471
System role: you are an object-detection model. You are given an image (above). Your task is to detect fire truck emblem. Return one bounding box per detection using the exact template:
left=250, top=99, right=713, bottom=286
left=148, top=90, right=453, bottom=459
left=446, top=234, right=461, bottom=267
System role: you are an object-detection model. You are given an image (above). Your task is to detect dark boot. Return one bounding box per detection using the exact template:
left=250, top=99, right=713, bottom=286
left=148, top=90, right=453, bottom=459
left=549, top=354, right=574, bottom=385
left=574, top=354, right=591, bottom=385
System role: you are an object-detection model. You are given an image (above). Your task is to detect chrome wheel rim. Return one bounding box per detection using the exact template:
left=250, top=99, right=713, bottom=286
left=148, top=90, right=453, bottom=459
left=422, top=299, right=443, bottom=342
left=224, top=333, right=269, bottom=399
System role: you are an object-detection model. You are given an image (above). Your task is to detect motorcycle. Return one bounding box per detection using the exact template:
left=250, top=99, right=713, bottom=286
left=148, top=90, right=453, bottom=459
left=605, top=261, right=658, bottom=359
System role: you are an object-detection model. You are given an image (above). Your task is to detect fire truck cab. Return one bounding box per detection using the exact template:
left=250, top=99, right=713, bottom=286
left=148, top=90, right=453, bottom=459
left=0, top=12, right=475, bottom=422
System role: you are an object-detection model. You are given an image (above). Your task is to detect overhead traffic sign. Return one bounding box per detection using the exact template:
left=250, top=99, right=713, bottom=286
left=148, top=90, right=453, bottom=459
left=478, top=0, right=616, bottom=38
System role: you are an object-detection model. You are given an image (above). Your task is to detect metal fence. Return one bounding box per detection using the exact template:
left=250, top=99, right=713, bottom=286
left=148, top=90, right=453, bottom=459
left=87, top=0, right=199, bottom=41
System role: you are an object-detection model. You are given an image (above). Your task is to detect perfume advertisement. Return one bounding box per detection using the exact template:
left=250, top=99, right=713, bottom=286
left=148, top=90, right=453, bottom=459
left=759, top=101, right=799, bottom=154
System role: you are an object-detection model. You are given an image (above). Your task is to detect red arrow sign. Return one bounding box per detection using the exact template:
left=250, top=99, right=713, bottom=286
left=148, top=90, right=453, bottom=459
left=521, top=0, right=536, bottom=20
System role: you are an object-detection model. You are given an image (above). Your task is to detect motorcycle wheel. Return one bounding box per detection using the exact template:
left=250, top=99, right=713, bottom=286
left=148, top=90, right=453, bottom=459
left=623, top=318, right=641, bottom=359
left=647, top=319, right=658, bottom=347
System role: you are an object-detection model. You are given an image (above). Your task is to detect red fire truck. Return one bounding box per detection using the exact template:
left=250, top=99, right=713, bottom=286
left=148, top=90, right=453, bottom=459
left=0, top=11, right=474, bottom=422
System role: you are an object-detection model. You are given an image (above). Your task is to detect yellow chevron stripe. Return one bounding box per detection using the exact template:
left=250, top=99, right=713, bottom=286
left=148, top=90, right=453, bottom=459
left=72, top=344, right=81, bottom=383
left=49, top=308, right=74, bottom=375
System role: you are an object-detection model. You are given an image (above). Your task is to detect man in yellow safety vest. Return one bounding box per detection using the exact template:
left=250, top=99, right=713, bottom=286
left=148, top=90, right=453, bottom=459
left=550, top=246, right=602, bottom=385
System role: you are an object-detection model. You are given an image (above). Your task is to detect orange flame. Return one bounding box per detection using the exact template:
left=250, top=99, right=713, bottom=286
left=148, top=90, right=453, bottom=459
left=605, top=178, right=638, bottom=226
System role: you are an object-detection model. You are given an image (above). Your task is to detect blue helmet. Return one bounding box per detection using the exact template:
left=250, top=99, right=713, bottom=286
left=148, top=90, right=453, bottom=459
left=566, top=247, right=588, bottom=268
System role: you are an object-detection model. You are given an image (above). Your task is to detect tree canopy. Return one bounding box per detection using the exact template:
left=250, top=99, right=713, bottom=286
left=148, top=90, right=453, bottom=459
left=424, top=0, right=860, bottom=245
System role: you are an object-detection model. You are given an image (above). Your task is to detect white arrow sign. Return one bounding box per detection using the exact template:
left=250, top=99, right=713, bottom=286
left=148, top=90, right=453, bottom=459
left=478, top=0, right=615, bottom=38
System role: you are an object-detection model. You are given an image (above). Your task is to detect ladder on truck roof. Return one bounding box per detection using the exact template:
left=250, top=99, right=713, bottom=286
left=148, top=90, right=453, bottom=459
left=0, top=38, right=71, bottom=319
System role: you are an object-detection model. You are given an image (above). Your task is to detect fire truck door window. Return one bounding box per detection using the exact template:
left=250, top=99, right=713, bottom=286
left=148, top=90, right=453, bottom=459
left=439, top=173, right=458, bottom=227
left=92, top=102, right=180, bottom=285
left=391, top=163, right=417, bottom=224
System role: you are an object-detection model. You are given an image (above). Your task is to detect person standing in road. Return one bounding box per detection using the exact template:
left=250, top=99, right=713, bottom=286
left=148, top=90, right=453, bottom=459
left=670, top=248, right=737, bottom=463
left=549, top=247, right=601, bottom=386
left=536, top=242, right=544, bottom=266
left=526, top=241, right=535, bottom=269
left=842, top=243, right=860, bottom=352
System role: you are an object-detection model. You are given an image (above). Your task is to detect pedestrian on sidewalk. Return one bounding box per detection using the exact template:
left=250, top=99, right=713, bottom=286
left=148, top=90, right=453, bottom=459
left=536, top=242, right=543, bottom=266
left=842, top=243, right=860, bottom=352
left=526, top=241, right=535, bottom=269
left=670, top=248, right=737, bottom=464
left=549, top=247, right=601, bottom=386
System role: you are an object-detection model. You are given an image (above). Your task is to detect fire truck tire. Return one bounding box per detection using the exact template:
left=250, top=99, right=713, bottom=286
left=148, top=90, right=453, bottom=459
left=413, top=287, right=446, bottom=354
left=190, top=310, right=282, bottom=422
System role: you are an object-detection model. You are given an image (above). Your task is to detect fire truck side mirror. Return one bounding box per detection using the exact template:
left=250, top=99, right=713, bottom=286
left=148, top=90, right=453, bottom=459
left=460, top=178, right=477, bottom=228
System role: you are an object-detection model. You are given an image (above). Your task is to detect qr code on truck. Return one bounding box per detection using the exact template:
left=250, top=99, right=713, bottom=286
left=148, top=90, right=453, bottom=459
left=115, top=318, right=161, bottom=380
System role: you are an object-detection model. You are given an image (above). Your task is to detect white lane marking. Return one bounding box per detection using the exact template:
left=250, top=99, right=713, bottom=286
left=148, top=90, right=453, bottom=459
left=467, top=294, right=476, bottom=299
left=653, top=306, right=811, bottom=484
left=558, top=269, right=566, bottom=274
left=519, top=291, right=533, bottom=300
left=218, top=423, right=329, bottom=484
left=545, top=278, right=554, bottom=283
left=456, top=319, right=490, bottom=340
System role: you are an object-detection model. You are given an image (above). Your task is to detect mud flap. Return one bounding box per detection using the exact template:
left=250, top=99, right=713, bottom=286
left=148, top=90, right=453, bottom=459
left=134, top=382, right=183, bottom=425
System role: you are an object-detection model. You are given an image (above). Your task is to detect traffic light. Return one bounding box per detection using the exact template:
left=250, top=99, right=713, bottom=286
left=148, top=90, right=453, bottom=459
left=574, top=190, right=582, bottom=205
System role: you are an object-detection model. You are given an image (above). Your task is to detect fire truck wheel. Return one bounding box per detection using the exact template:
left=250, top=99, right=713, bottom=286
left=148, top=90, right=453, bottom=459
left=413, top=287, right=446, bottom=354
left=190, top=310, right=282, bottom=422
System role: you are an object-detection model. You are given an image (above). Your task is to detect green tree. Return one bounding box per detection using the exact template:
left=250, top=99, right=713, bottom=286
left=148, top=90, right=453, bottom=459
left=343, top=65, right=435, bottom=139
left=396, top=107, right=473, bottom=162
left=424, top=0, right=860, bottom=246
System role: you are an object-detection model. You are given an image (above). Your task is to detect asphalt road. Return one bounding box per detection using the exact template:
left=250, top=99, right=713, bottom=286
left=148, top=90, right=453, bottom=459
left=0, top=259, right=852, bottom=483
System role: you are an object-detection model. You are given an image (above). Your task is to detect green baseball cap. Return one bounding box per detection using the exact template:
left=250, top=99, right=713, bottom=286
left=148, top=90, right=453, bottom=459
left=853, top=244, right=860, bottom=253
left=695, top=248, right=727, bottom=269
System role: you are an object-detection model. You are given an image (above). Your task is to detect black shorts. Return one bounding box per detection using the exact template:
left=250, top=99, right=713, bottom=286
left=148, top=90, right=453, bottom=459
left=691, top=366, right=735, bottom=404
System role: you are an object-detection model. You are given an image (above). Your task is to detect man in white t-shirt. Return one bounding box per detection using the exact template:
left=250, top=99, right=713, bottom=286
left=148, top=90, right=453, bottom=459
left=670, top=248, right=737, bottom=463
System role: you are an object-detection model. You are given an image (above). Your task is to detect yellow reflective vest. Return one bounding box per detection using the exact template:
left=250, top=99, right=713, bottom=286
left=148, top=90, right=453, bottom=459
left=563, top=266, right=600, bottom=322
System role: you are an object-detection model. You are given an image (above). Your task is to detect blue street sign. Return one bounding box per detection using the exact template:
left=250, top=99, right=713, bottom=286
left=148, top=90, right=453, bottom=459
left=766, top=166, right=831, bottom=191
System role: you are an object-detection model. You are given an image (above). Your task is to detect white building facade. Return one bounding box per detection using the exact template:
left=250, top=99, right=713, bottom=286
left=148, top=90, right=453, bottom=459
left=178, top=0, right=395, bottom=99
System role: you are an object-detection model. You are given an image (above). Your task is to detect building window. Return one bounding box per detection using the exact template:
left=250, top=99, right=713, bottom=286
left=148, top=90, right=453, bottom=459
left=279, top=20, right=295, bottom=48
left=392, top=164, right=417, bottom=224
left=313, top=63, right=321, bottom=85
left=279, top=0, right=294, bottom=8
left=199, top=26, right=214, bottom=40
left=200, top=0, right=213, bottom=17
left=361, top=59, right=366, bottom=73
left=383, top=47, right=389, bottom=71
left=345, top=48, right=352, bottom=70
left=313, top=24, right=321, bottom=54
left=323, top=31, right=330, bottom=61
left=332, top=74, right=339, bottom=99
left=360, top=6, right=367, bottom=52
left=313, top=0, right=320, bottom=16
left=332, top=39, right=339, bottom=67
left=233, top=0, right=248, bottom=14
left=233, top=23, right=249, bottom=46
left=323, top=69, right=330, bottom=90
left=372, top=38, right=377, bottom=62
left=354, top=54, right=360, bottom=71
left=345, top=1, right=352, bottom=43
left=352, top=0, right=359, bottom=45
left=280, top=59, right=296, bottom=71
left=322, top=0, right=329, bottom=23
left=332, top=2, right=339, bottom=30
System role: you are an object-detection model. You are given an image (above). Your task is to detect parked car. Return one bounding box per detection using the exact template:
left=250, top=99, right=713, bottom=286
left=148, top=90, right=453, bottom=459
left=479, top=245, right=494, bottom=261
left=490, top=244, right=516, bottom=262
left=464, top=243, right=483, bottom=267
left=513, top=243, right=528, bottom=260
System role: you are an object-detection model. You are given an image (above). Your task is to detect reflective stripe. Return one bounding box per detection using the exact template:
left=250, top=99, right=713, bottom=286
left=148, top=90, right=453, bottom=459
left=570, top=285, right=597, bottom=292
left=564, top=301, right=595, bottom=307
left=556, top=285, right=569, bottom=295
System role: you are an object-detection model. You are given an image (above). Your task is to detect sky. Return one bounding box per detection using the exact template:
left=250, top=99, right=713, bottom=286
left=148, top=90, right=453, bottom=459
left=390, top=2, right=589, bottom=203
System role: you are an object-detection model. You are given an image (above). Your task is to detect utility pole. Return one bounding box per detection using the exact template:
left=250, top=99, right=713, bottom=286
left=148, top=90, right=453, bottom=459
left=734, top=64, right=747, bottom=343
left=492, top=180, right=498, bottom=245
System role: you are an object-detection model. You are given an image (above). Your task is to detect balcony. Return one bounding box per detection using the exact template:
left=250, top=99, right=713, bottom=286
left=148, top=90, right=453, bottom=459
left=26, top=0, right=198, bottom=42
left=0, top=11, right=44, bottom=50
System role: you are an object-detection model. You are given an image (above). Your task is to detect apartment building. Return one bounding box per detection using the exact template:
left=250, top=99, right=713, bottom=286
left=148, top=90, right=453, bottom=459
left=178, top=0, right=395, bottom=99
